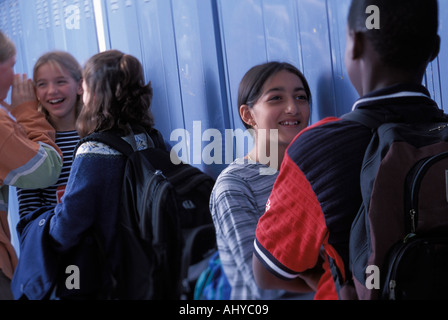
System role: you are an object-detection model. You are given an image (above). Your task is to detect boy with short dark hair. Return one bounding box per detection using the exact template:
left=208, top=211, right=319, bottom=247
left=252, top=0, right=442, bottom=299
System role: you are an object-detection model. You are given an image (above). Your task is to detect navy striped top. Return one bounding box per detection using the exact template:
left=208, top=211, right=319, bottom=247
left=17, top=130, right=80, bottom=217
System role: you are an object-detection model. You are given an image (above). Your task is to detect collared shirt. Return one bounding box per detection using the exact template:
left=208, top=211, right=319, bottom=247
left=254, top=84, right=443, bottom=300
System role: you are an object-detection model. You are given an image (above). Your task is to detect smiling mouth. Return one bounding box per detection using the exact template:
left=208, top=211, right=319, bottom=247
left=279, top=121, right=300, bottom=126
left=48, top=98, right=65, bottom=105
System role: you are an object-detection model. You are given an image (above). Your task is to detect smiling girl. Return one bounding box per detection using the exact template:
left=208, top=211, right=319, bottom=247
left=239, top=65, right=311, bottom=169
left=209, top=62, right=314, bottom=300
left=16, top=51, right=83, bottom=217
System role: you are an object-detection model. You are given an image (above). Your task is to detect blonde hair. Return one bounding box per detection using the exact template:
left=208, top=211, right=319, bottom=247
left=33, top=51, right=83, bottom=122
left=0, top=31, right=16, bottom=63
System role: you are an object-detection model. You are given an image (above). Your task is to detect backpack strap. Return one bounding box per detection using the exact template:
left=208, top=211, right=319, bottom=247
left=341, top=108, right=391, bottom=130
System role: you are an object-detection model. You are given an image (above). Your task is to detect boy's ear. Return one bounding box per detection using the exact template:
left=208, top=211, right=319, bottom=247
left=429, top=35, right=441, bottom=62
left=347, top=30, right=365, bottom=60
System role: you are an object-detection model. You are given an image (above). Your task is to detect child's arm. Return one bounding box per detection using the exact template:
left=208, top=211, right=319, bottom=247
left=0, top=75, right=62, bottom=189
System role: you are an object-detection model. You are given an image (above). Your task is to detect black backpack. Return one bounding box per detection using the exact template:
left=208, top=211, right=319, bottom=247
left=78, top=128, right=216, bottom=299
left=339, top=106, right=448, bottom=300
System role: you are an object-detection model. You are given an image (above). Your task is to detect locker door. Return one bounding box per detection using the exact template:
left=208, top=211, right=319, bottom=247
left=1, top=0, right=98, bottom=75
left=102, top=0, right=229, bottom=177
left=434, top=0, right=447, bottom=111
left=216, top=0, right=358, bottom=126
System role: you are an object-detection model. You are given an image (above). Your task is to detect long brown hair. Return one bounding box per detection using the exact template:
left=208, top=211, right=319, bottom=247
left=33, top=51, right=83, bottom=123
left=77, top=50, right=154, bottom=138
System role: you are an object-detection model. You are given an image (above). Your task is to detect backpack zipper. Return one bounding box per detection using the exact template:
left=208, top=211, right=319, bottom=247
left=151, top=171, right=171, bottom=244
left=140, top=169, right=166, bottom=241
left=429, top=124, right=448, bottom=132
left=383, top=236, right=421, bottom=299
left=384, top=237, right=448, bottom=299
left=407, top=151, right=448, bottom=235
left=389, top=280, right=396, bottom=300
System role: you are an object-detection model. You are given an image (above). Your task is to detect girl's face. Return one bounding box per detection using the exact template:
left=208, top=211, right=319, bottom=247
left=241, top=70, right=310, bottom=149
left=0, top=55, right=15, bottom=101
left=35, top=62, right=82, bottom=130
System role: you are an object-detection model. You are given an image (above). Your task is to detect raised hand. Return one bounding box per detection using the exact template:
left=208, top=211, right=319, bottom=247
left=2, top=74, right=37, bottom=111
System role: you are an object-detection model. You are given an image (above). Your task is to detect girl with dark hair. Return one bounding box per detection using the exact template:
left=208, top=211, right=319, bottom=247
left=209, top=62, right=315, bottom=299
left=237, top=62, right=312, bottom=169
left=77, top=50, right=154, bottom=138
left=51, top=50, right=157, bottom=298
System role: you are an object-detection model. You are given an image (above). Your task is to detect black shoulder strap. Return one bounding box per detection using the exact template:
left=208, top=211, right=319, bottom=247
left=148, top=129, right=167, bottom=151
left=341, top=109, right=387, bottom=130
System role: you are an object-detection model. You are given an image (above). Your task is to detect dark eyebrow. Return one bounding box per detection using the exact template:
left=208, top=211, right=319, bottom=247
left=264, top=86, right=306, bottom=94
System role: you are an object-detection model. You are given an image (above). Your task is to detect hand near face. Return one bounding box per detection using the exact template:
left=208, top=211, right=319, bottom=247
left=1, top=74, right=37, bottom=111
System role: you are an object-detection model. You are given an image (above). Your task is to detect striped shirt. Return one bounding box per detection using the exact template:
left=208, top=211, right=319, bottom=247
left=210, top=158, right=314, bottom=300
left=17, top=130, right=80, bottom=217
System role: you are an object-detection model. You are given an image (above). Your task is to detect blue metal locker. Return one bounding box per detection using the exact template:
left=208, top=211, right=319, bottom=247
left=1, top=0, right=447, bottom=173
